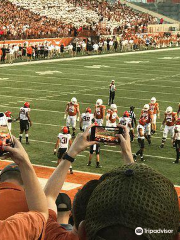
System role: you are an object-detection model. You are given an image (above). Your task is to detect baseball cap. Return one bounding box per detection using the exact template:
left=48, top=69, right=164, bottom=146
left=56, top=193, right=71, bottom=212
left=0, top=163, right=20, bottom=178
left=85, top=164, right=179, bottom=240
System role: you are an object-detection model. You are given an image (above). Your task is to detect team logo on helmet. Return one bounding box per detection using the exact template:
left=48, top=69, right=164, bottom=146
left=166, top=106, right=173, bottom=114
left=123, top=111, right=130, bottom=117
left=86, top=107, right=92, bottom=113
left=24, top=102, right=30, bottom=108
left=62, top=126, right=69, bottom=134
left=96, top=99, right=103, bottom=106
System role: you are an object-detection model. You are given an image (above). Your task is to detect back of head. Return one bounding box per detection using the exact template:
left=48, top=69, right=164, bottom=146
left=0, top=163, right=23, bottom=186
left=85, top=164, right=179, bottom=240
left=73, top=180, right=99, bottom=230
left=56, top=193, right=72, bottom=212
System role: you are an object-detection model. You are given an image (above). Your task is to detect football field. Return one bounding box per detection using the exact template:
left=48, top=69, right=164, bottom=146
left=0, top=48, right=180, bottom=184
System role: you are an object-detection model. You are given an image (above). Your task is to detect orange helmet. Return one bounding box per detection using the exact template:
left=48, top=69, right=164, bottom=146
left=86, top=107, right=91, bottom=113
left=62, top=126, right=69, bottom=134
left=123, top=111, right=130, bottom=118
left=5, top=111, right=12, bottom=118
left=24, top=102, right=30, bottom=108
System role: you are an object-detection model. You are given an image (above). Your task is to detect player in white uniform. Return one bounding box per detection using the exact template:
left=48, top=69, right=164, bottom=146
left=80, top=108, right=94, bottom=131
left=119, top=111, right=134, bottom=141
left=64, top=97, right=80, bottom=137
left=54, top=126, right=73, bottom=173
left=16, top=102, right=32, bottom=144
left=133, top=118, right=146, bottom=162
left=106, top=104, right=119, bottom=127
left=173, top=118, right=180, bottom=164
left=4, top=111, right=13, bottom=131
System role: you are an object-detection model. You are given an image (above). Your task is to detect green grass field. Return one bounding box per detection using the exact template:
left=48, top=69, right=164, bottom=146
left=0, top=48, right=180, bottom=184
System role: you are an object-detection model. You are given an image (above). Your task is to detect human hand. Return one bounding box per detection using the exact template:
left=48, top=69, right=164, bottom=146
left=67, top=125, right=97, bottom=158
left=116, top=125, right=134, bottom=164
left=160, top=124, right=164, bottom=131
left=2, top=136, right=30, bottom=166
left=77, top=117, right=79, bottom=122
left=54, top=149, right=57, bottom=155
left=64, top=114, right=66, bottom=119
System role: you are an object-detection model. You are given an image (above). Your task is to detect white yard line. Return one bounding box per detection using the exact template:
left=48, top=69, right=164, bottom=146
left=0, top=47, right=180, bottom=68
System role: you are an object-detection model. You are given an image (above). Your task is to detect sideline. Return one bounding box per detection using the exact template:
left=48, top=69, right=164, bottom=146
left=0, top=47, right=180, bottom=68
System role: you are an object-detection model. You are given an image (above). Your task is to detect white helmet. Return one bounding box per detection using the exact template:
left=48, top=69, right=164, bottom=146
left=166, top=106, right=173, bottom=114
left=71, top=97, right=77, bottom=105
left=111, top=80, right=115, bottom=83
left=110, top=104, right=117, bottom=111
left=96, top=99, right=103, bottom=106
left=151, top=97, right=156, bottom=104
left=143, top=104, right=149, bottom=111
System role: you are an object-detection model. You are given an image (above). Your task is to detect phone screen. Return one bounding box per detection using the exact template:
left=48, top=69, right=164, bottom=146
left=91, top=126, right=123, bottom=145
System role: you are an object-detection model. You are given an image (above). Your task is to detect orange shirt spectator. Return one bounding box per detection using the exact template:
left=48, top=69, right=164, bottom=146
left=27, top=46, right=33, bottom=55
left=0, top=182, right=28, bottom=220
left=45, top=210, right=79, bottom=240
left=0, top=211, right=46, bottom=240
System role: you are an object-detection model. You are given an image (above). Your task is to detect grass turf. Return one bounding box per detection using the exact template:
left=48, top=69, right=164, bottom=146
left=0, top=48, right=180, bottom=184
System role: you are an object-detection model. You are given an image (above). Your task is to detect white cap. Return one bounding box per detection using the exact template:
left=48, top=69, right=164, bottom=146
left=96, top=99, right=103, bottom=106
left=71, top=97, right=77, bottom=104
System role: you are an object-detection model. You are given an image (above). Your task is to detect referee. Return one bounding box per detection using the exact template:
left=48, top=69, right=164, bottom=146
left=109, top=80, right=116, bottom=105
left=129, top=106, right=137, bottom=142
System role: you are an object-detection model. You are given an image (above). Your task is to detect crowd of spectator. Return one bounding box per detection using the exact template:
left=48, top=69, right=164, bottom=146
left=0, top=34, right=179, bottom=64
left=0, top=0, right=158, bottom=40
left=0, top=126, right=179, bottom=239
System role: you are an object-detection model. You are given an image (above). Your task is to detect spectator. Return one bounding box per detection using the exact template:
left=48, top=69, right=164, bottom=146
left=56, top=193, right=73, bottom=231
left=0, top=137, right=48, bottom=239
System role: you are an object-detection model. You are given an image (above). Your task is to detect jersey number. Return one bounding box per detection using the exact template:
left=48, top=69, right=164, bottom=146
left=61, top=137, right=67, bottom=144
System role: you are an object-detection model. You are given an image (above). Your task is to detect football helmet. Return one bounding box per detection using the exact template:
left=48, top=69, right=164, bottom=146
left=5, top=111, right=12, bottom=118
left=110, top=104, right=117, bottom=111
left=176, top=118, right=180, bottom=125
left=143, top=104, right=149, bottom=111
left=71, top=97, right=77, bottom=105
left=62, top=126, right=69, bottom=134
left=111, top=80, right=115, bottom=83
left=24, top=102, right=30, bottom=108
left=86, top=107, right=92, bottom=113
left=151, top=97, right=156, bottom=104
left=166, top=106, right=173, bottom=114
left=123, top=111, right=130, bottom=117
left=96, top=99, right=103, bottom=106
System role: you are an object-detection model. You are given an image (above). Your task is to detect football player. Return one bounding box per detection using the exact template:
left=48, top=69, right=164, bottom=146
left=87, top=143, right=101, bottom=168
left=133, top=118, right=146, bottom=162
left=54, top=126, right=73, bottom=173
left=149, top=97, right=160, bottom=134
left=94, top=99, right=106, bottom=126
left=173, top=118, right=180, bottom=164
left=80, top=107, right=94, bottom=131
left=160, top=106, right=177, bottom=148
left=177, top=103, right=180, bottom=118
left=106, top=104, right=119, bottom=127
left=119, top=111, right=134, bottom=140
left=16, top=102, right=32, bottom=144
left=140, top=104, right=153, bottom=144
left=64, top=97, right=80, bottom=137
left=129, top=106, right=136, bottom=142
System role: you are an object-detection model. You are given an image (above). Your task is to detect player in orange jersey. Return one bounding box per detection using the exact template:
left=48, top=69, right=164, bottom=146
left=140, top=104, right=153, bottom=144
left=94, top=99, right=106, bottom=126
left=64, top=97, right=80, bottom=137
left=106, top=104, right=119, bottom=127
left=149, top=97, right=160, bottom=135
left=160, top=106, right=177, bottom=148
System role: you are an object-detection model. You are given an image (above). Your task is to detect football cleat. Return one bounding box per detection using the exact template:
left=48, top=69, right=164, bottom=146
left=151, top=97, right=156, bottom=104
left=70, top=168, right=73, bottom=174
left=173, top=161, right=179, bottom=164
left=159, top=144, right=164, bottom=148
left=166, top=106, right=173, bottom=114
left=123, top=111, right=130, bottom=118
left=86, top=107, right=92, bottom=113
left=96, top=99, right=103, bottom=106
left=110, top=104, right=117, bottom=111
left=141, top=157, right=145, bottom=162
left=71, top=97, right=77, bottom=105
left=133, top=154, right=137, bottom=162
left=62, top=126, right=68, bottom=134
left=143, top=104, right=149, bottom=111
left=24, top=102, right=30, bottom=108
left=87, top=162, right=91, bottom=166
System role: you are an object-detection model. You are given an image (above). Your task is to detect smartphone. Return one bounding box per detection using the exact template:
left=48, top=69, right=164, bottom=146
left=90, top=126, right=123, bottom=145
left=0, top=113, right=14, bottom=156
